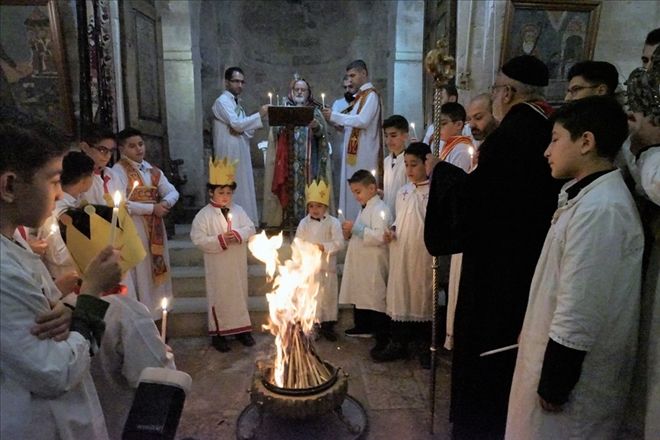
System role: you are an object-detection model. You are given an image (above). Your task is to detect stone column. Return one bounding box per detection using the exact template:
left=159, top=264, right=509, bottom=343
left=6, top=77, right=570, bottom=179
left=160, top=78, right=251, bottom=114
left=159, top=0, right=206, bottom=208
left=392, top=0, right=425, bottom=139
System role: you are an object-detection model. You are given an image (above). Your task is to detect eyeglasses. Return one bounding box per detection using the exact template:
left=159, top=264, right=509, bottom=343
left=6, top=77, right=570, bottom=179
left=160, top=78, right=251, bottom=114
left=490, top=83, right=516, bottom=93
left=566, top=85, right=599, bottom=96
left=90, top=145, right=115, bottom=155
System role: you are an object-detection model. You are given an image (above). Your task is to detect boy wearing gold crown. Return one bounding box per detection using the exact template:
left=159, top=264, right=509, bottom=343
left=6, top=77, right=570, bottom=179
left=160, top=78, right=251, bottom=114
left=295, top=179, right=345, bottom=341
left=190, top=157, right=256, bottom=352
left=112, top=127, right=179, bottom=319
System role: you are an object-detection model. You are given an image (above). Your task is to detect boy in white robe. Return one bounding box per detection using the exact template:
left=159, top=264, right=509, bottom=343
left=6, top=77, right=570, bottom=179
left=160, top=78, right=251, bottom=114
left=295, top=180, right=345, bottom=341
left=40, top=151, right=95, bottom=295
left=382, top=115, right=409, bottom=215
left=505, top=96, right=644, bottom=440
left=1, top=121, right=122, bottom=439
left=339, top=169, right=392, bottom=339
left=112, top=127, right=179, bottom=319
left=375, top=143, right=433, bottom=367
left=190, top=158, right=256, bottom=352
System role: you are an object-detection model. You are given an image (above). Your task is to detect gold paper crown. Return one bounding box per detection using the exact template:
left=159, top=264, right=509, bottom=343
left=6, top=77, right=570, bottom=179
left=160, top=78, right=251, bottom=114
left=209, top=157, right=238, bottom=185
left=305, top=180, right=330, bottom=206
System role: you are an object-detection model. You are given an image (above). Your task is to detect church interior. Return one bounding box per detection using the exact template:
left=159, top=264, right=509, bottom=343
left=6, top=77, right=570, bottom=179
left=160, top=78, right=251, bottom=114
left=1, top=0, right=658, bottom=439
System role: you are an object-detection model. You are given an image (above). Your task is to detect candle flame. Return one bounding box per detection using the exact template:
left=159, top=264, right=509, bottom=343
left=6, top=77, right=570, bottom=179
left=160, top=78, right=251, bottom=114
left=321, top=93, right=325, bottom=98
left=380, top=210, right=386, bottom=220
left=268, top=92, right=272, bottom=98
left=338, top=209, right=343, bottom=216
left=370, top=169, right=376, bottom=177
left=410, top=122, right=415, bottom=129
left=50, top=223, right=58, bottom=234
left=468, top=146, right=475, bottom=156
left=132, top=181, right=138, bottom=189
left=228, top=213, right=233, bottom=221
left=161, top=297, right=168, bottom=311
left=112, top=190, right=122, bottom=207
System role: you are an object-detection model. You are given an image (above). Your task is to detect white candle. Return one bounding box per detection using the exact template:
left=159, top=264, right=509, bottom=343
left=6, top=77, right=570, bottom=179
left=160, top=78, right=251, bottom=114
left=47, top=223, right=59, bottom=238
left=127, top=180, right=139, bottom=201
left=479, top=343, right=518, bottom=357
left=227, top=212, right=233, bottom=231
left=268, top=92, right=273, bottom=105
left=410, top=122, right=418, bottom=139
left=160, top=297, right=169, bottom=342
left=321, top=93, right=326, bottom=107
left=109, top=190, right=121, bottom=246
left=337, top=209, right=344, bottom=222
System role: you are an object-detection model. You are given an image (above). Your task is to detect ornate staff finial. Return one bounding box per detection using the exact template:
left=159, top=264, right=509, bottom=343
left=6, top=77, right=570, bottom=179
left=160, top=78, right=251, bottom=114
left=424, top=39, right=456, bottom=87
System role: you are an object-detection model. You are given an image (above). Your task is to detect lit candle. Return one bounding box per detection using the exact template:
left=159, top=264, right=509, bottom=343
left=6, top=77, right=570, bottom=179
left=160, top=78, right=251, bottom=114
left=410, top=122, right=418, bottom=140
left=227, top=212, right=233, bottom=231
left=161, top=297, right=169, bottom=342
left=47, top=223, right=59, bottom=238
left=127, top=180, right=139, bottom=201
left=321, top=93, right=326, bottom=107
left=380, top=210, right=386, bottom=221
left=370, top=169, right=376, bottom=177
left=337, top=209, right=344, bottom=222
left=268, top=92, right=273, bottom=105
left=109, top=190, right=121, bottom=246
left=468, top=146, right=475, bottom=159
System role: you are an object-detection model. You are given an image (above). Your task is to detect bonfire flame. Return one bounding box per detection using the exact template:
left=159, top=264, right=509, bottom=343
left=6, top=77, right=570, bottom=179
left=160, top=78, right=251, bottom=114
left=248, top=231, right=332, bottom=389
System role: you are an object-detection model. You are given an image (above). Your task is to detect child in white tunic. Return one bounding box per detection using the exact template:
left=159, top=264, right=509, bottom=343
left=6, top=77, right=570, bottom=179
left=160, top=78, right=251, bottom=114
left=295, top=180, right=345, bottom=341
left=506, top=97, right=644, bottom=440
left=112, top=128, right=179, bottom=319
left=339, top=169, right=392, bottom=339
left=375, top=143, right=434, bottom=366
left=382, top=115, right=409, bottom=215
left=190, top=158, right=256, bottom=352
left=79, top=124, right=121, bottom=206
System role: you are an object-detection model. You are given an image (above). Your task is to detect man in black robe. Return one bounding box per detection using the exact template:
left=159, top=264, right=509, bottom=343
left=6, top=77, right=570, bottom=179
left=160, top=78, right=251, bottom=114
left=424, top=55, right=561, bottom=439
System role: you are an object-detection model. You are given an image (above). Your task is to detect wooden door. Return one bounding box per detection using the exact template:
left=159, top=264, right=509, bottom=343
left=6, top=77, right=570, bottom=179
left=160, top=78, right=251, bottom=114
left=119, top=0, right=169, bottom=168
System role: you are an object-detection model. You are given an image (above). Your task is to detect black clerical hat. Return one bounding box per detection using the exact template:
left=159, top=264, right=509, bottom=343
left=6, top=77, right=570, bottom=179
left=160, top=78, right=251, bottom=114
left=501, top=55, right=549, bottom=87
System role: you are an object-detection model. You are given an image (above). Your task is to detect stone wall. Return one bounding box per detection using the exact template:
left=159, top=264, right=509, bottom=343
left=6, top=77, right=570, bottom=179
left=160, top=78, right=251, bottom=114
left=454, top=0, right=660, bottom=107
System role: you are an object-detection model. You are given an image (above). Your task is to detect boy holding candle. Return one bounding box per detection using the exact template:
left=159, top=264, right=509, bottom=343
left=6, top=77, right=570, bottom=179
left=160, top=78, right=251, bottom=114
left=436, top=102, right=474, bottom=173
left=295, top=179, right=345, bottom=341
left=338, top=169, right=392, bottom=339
left=382, top=115, right=410, bottom=215
left=506, top=96, right=644, bottom=439
left=112, top=127, right=179, bottom=319
left=1, top=120, right=122, bottom=439
left=376, top=143, right=436, bottom=366
left=190, top=157, right=256, bottom=352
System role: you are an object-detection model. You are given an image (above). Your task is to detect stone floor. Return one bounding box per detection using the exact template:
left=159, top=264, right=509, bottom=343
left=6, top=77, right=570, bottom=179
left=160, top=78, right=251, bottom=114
left=171, top=320, right=454, bottom=440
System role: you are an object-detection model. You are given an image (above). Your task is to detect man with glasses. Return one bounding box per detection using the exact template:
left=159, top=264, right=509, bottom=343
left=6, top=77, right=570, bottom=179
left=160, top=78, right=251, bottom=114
left=212, top=67, right=269, bottom=224
left=564, top=60, right=619, bottom=102
left=426, top=55, right=560, bottom=439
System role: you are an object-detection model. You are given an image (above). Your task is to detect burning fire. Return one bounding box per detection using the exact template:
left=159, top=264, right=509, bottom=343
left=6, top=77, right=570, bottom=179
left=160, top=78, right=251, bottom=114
left=248, top=231, right=332, bottom=389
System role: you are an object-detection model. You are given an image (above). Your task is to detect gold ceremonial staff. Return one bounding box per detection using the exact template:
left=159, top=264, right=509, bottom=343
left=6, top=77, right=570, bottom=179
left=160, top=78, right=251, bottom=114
left=424, top=38, right=455, bottom=435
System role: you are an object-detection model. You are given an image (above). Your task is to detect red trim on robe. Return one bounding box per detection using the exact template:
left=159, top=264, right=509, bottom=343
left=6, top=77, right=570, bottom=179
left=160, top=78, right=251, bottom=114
left=272, top=128, right=290, bottom=207
left=218, top=233, right=228, bottom=250
left=231, top=230, right=242, bottom=244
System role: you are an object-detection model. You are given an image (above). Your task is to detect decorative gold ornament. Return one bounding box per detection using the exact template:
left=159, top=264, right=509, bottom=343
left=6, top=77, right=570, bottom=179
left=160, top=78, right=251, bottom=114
left=424, top=39, right=456, bottom=88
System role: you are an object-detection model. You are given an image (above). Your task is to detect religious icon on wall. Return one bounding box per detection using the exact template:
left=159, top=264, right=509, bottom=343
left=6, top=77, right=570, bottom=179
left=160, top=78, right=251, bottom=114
left=501, top=0, right=602, bottom=104
left=0, top=0, right=74, bottom=135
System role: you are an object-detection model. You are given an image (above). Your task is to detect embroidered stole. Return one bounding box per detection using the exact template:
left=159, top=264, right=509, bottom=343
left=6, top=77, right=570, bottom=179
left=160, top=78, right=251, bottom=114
left=343, top=88, right=382, bottom=167
left=440, top=136, right=473, bottom=161
left=119, top=159, right=168, bottom=285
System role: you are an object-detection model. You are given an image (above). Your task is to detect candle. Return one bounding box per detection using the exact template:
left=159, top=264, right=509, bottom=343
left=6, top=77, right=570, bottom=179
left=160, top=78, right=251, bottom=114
left=109, top=190, right=121, bottom=246
left=47, top=223, right=59, bottom=238
left=370, top=169, right=376, bottom=177
left=468, top=146, right=475, bottom=158
left=337, top=209, right=344, bottom=222
left=227, top=212, right=233, bottom=231
left=410, top=122, right=418, bottom=139
left=161, top=297, right=169, bottom=342
left=321, top=93, right=326, bottom=107
left=380, top=210, right=386, bottom=221
left=268, top=92, right=273, bottom=105
left=127, top=180, right=139, bottom=201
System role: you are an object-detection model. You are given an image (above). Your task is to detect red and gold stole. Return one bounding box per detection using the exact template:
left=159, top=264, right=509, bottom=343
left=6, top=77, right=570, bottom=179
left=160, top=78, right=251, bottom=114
left=439, top=135, right=473, bottom=161
left=344, top=87, right=380, bottom=167
left=119, top=158, right=168, bottom=285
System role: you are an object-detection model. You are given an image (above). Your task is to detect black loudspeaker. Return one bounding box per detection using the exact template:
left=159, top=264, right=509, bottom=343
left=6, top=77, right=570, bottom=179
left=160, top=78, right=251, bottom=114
left=122, top=367, right=192, bottom=440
